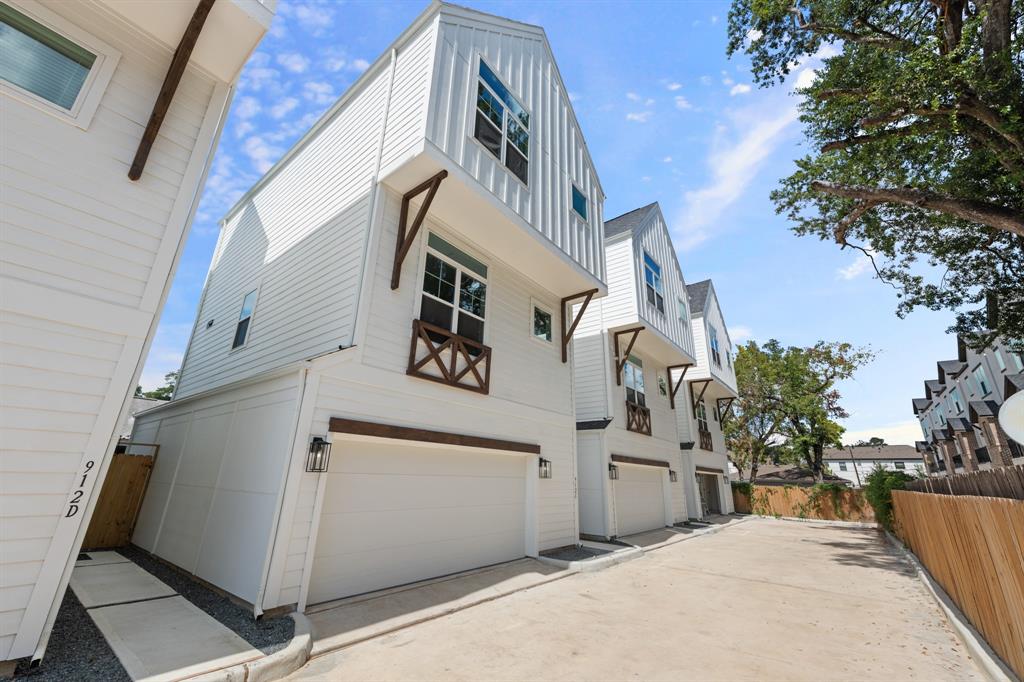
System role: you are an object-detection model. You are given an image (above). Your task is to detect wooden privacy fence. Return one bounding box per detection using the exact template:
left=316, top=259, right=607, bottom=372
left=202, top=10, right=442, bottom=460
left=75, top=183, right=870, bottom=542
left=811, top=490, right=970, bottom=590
left=82, top=443, right=158, bottom=550
left=893, top=491, right=1024, bottom=679
left=903, top=464, right=1024, bottom=500
left=732, top=485, right=875, bottom=523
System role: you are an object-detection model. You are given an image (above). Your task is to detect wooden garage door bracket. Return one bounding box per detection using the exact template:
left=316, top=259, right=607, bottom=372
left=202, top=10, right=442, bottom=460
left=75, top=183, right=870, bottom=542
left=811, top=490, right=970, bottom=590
left=329, top=417, right=540, bottom=454
left=391, top=169, right=448, bottom=290
left=667, top=363, right=692, bottom=410
left=611, top=454, right=670, bottom=469
left=690, top=379, right=712, bottom=416
left=560, top=288, right=599, bottom=363
left=613, top=327, right=645, bottom=385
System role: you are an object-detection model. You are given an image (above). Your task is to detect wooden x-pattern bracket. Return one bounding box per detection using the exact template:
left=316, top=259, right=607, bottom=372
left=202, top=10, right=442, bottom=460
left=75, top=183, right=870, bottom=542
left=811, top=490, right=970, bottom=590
left=717, top=397, right=736, bottom=421
left=560, top=288, right=599, bottom=363
left=666, top=363, right=693, bottom=410
left=391, top=170, right=448, bottom=290
left=690, top=379, right=712, bottom=416
left=613, top=327, right=644, bottom=386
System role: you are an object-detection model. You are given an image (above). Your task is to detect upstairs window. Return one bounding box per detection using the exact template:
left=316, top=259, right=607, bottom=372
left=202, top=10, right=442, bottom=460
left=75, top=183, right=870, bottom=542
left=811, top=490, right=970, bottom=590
left=950, top=387, right=963, bottom=413
left=677, top=297, right=688, bottom=326
left=994, top=349, right=1006, bottom=371
left=532, top=301, right=552, bottom=343
left=232, top=289, right=258, bottom=349
left=1015, top=353, right=1024, bottom=372
left=696, top=400, right=709, bottom=432
left=709, top=325, right=722, bottom=367
left=571, top=185, right=588, bottom=221
left=643, top=252, right=664, bottom=313
left=624, top=355, right=645, bottom=407
left=973, top=365, right=991, bottom=396
left=474, top=59, right=529, bottom=185
left=420, top=233, right=488, bottom=351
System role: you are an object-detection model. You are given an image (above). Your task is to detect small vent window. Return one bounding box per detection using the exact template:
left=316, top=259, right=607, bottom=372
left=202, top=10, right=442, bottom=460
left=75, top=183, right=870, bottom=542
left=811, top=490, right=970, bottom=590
left=232, top=290, right=258, bottom=349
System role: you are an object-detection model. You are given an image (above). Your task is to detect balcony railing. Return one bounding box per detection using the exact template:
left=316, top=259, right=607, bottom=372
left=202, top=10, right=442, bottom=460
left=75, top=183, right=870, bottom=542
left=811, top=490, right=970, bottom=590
left=698, top=428, right=713, bottom=451
left=407, top=319, right=491, bottom=394
left=625, top=400, right=651, bottom=436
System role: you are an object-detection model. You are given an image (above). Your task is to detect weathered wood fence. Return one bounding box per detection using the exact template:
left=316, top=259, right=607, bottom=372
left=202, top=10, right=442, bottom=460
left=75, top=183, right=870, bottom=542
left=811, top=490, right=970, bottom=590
left=893, top=490, right=1024, bottom=679
left=732, top=485, right=875, bottom=523
left=903, top=464, right=1024, bottom=500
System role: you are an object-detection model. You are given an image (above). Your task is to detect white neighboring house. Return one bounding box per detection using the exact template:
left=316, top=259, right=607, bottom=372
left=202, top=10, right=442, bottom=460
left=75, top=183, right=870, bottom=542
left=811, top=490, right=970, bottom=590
left=0, top=0, right=273, bottom=664
left=676, top=280, right=737, bottom=518
left=129, top=2, right=607, bottom=614
left=572, top=203, right=698, bottom=539
left=824, top=445, right=926, bottom=487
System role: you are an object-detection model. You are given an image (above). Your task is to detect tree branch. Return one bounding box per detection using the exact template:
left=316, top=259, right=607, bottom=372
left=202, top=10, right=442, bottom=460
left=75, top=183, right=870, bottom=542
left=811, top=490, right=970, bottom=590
left=811, top=181, right=1024, bottom=235
left=821, top=121, right=937, bottom=152
left=832, top=200, right=881, bottom=243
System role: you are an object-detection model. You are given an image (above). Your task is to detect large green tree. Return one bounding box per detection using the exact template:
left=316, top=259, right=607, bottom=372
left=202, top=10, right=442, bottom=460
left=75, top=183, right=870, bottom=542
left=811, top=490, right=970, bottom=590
left=135, top=371, right=178, bottom=401
left=724, top=340, right=787, bottom=481
left=727, top=0, right=1024, bottom=347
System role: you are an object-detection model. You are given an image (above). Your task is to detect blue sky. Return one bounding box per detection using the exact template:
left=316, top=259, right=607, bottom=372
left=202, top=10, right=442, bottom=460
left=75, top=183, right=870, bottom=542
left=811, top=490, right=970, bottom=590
left=142, top=0, right=958, bottom=445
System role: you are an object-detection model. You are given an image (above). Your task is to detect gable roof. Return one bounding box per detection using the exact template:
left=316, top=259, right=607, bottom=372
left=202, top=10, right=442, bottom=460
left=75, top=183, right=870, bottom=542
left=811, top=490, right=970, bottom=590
left=937, top=360, right=967, bottom=382
left=686, top=280, right=712, bottom=315
left=823, top=445, right=922, bottom=461
left=924, top=379, right=945, bottom=399
left=912, top=398, right=931, bottom=414
left=604, top=203, right=658, bottom=240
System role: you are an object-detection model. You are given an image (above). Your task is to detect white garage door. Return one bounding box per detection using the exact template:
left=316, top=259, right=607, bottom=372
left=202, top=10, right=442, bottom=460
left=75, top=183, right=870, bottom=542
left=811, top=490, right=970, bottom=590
left=613, top=464, right=666, bottom=536
left=308, top=442, right=526, bottom=605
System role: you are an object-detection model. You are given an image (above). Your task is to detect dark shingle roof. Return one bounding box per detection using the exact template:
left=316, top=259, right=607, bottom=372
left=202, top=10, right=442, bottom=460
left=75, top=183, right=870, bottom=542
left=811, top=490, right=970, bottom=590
left=912, top=398, right=931, bottom=414
left=968, top=400, right=1000, bottom=421
left=937, top=359, right=967, bottom=381
left=604, top=202, right=657, bottom=239
left=915, top=441, right=934, bottom=453
left=1006, top=373, right=1024, bottom=398
left=946, top=417, right=973, bottom=433
left=686, top=280, right=712, bottom=315
left=924, top=379, right=945, bottom=398
left=822, top=445, right=921, bottom=461
left=932, top=428, right=952, bottom=442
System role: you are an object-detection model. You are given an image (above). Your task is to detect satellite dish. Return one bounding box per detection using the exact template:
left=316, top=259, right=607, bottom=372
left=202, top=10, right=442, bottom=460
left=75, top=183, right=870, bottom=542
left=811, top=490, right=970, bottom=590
left=999, top=392, right=1024, bottom=445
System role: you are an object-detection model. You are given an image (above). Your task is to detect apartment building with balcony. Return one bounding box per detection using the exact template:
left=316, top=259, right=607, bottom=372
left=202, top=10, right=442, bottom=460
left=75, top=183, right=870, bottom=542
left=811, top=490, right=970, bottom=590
left=126, top=2, right=608, bottom=613
left=912, top=337, right=1024, bottom=475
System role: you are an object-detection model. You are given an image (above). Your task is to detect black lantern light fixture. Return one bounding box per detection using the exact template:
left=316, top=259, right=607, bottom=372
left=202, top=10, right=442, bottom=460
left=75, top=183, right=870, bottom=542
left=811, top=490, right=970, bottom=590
left=306, top=436, right=332, bottom=472
left=669, top=469, right=678, bottom=482
left=538, top=457, right=552, bottom=479
left=608, top=463, right=619, bottom=480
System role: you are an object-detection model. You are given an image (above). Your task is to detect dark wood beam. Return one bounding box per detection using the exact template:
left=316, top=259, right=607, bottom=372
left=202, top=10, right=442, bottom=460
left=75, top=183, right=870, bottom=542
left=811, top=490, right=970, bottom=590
left=667, top=363, right=692, bottom=410
left=129, top=0, right=216, bottom=181
left=695, top=466, right=724, bottom=475
left=611, top=454, right=669, bottom=469
left=560, top=288, right=599, bottom=363
left=716, top=397, right=736, bottom=421
left=329, top=417, right=540, bottom=454
left=689, top=379, right=712, bottom=416
left=390, top=170, right=448, bottom=289
left=613, top=327, right=644, bottom=385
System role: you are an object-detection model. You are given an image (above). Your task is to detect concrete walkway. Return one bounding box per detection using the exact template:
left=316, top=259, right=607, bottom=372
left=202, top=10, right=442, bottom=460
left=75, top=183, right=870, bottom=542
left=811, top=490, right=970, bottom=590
left=71, top=551, right=261, bottom=681
left=289, top=518, right=983, bottom=681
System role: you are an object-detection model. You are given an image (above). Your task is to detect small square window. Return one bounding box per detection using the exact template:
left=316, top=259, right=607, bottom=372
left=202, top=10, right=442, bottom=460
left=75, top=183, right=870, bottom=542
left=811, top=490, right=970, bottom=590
left=895, top=461, right=906, bottom=470
left=532, top=303, right=552, bottom=343
left=839, top=463, right=848, bottom=471
left=571, top=185, right=588, bottom=221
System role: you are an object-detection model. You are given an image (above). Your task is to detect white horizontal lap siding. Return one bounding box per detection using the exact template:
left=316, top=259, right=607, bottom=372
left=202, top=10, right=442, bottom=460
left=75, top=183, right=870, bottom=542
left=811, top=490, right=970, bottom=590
left=687, top=317, right=711, bottom=381
left=635, top=211, right=693, bottom=358
left=595, top=239, right=639, bottom=330
left=176, top=67, right=396, bottom=399
left=572, top=333, right=609, bottom=421
left=428, top=14, right=603, bottom=283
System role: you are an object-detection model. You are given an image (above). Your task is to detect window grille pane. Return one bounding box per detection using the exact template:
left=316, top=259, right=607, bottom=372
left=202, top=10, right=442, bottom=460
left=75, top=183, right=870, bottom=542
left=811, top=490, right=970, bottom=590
left=423, top=254, right=456, bottom=302
left=571, top=186, right=588, bottom=220
left=507, top=117, right=529, bottom=157
left=232, top=318, right=250, bottom=349
left=505, top=142, right=528, bottom=183
left=474, top=110, right=502, bottom=160
left=420, top=295, right=453, bottom=332
left=428, top=233, right=487, bottom=278
left=475, top=82, right=503, bottom=129
left=533, top=307, right=552, bottom=341
left=458, top=274, right=486, bottom=318
left=457, top=312, right=484, bottom=345
left=239, top=290, right=258, bottom=319
left=0, top=3, right=95, bottom=110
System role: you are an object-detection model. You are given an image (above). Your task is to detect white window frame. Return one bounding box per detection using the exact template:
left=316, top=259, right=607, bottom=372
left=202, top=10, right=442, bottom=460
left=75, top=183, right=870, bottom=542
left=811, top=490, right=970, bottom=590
left=696, top=399, right=709, bottom=432
left=950, top=387, right=963, bottom=413
left=642, top=251, right=665, bottom=314
left=838, top=462, right=848, bottom=472
left=973, top=365, right=991, bottom=396
left=709, top=324, right=722, bottom=368
left=1, top=0, right=120, bottom=129
left=624, top=355, right=646, bottom=407
left=895, top=461, right=906, bottom=470
left=230, top=287, right=260, bottom=351
left=470, top=55, right=531, bottom=188
left=571, top=183, right=588, bottom=223
left=530, top=298, right=554, bottom=345
left=415, top=231, right=489, bottom=347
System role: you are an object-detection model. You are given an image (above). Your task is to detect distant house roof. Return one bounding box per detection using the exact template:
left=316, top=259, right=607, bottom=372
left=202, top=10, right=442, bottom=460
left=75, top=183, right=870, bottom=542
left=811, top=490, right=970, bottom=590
left=823, top=445, right=922, bottom=461
left=751, top=464, right=848, bottom=486
left=686, top=280, right=712, bottom=315
left=912, top=398, right=931, bottom=414
left=604, top=202, right=657, bottom=240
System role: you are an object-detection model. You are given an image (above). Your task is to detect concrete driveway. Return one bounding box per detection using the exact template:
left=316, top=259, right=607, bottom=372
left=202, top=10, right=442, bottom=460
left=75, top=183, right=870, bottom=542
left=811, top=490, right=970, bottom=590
left=289, top=518, right=983, bottom=681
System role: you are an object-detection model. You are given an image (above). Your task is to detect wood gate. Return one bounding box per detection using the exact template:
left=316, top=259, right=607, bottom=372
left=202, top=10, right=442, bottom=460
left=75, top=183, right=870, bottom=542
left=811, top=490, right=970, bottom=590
left=82, top=443, right=159, bottom=550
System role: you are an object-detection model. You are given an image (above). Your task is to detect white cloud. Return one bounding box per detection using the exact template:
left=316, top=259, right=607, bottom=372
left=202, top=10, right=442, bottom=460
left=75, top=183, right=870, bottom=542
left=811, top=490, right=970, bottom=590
left=626, top=91, right=641, bottom=101
left=234, top=96, right=261, bottom=119
left=303, top=81, right=335, bottom=105
left=234, top=120, right=255, bottom=139
left=700, top=75, right=712, bottom=85
left=641, top=176, right=652, bottom=182
left=837, top=253, right=873, bottom=280
left=291, top=2, right=333, bottom=33
left=243, top=135, right=285, bottom=173
left=626, top=111, right=652, bottom=123
left=238, top=66, right=280, bottom=92
left=730, top=83, right=752, bottom=96
left=711, top=15, right=719, bottom=24
left=644, top=97, right=655, bottom=106
left=269, top=97, right=299, bottom=119
left=276, top=52, right=310, bottom=73
left=568, top=92, right=581, bottom=102
left=746, top=28, right=763, bottom=43
left=349, top=58, right=370, bottom=73
left=663, top=156, right=673, bottom=163
left=674, top=95, right=693, bottom=110
left=667, top=82, right=682, bottom=91
left=730, top=325, right=753, bottom=342
left=842, top=420, right=922, bottom=447
left=324, top=56, right=346, bottom=72
left=795, top=67, right=819, bottom=89
left=721, top=72, right=735, bottom=86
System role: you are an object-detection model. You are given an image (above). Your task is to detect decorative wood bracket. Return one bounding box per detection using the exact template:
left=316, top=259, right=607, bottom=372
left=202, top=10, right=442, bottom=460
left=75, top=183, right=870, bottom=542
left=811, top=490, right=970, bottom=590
left=666, top=364, right=692, bottom=410
left=560, top=288, right=598, bottom=363
left=613, top=327, right=644, bottom=385
left=717, top=397, right=736, bottom=421
left=129, top=0, right=216, bottom=181
left=690, top=379, right=712, bottom=416
left=390, top=169, right=448, bottom=290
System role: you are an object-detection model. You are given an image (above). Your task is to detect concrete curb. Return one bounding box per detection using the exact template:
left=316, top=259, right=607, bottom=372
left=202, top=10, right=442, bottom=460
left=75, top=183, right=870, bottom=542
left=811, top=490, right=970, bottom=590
left=883, top=531, right=1018, bottom=682
left=187, top=612, right=313, bottom=682
left=535, top=547, right=644, bottom=572
left=747, top=514, right=878, bottom=529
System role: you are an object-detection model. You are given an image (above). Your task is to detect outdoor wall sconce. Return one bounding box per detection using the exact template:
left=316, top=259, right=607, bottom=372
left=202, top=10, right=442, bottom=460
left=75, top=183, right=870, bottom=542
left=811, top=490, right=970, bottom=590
left=306, top=436, right=332, bottom=473
left=669, top=469, right=678, bottom=482
left=538, top=457, right=552, bottom=479
left=608, top=463, right=619, bottom=480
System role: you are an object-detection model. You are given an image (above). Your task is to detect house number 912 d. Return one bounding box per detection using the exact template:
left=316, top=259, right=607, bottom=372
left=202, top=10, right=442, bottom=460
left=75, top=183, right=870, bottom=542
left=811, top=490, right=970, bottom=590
left=65, top=460, right=94, bottom=518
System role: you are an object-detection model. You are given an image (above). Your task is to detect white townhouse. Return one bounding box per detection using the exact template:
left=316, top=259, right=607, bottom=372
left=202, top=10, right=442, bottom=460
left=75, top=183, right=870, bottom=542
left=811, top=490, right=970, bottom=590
left=822, top=445, right=926, bottom=487
left=572, top=203, right=701, bottom=539
left=128, top=2, right=607, bottom=615
left=912, top=337, right=1024, bottom=475
left=0, top=0, right=273, bottom=665
left=676, top=279, right=737, bottom=518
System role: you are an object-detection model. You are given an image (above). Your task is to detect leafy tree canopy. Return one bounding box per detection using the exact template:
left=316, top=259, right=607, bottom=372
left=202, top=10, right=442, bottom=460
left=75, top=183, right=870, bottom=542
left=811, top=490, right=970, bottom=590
left=135, top=371, right=177, bottom=401
left=854, top=436, right=888, bottom=446
left=727, top=0, right=1024, bottom=347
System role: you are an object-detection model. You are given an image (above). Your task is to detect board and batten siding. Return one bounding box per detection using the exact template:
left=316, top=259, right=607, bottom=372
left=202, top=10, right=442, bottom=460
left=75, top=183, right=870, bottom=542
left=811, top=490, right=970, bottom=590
left=633, top=209, right=694, bottom=359
left=685, top=286, right=737, bottom=392
left=425, top=9, right=605, bottom=284
left=175, top=23, right=438, bottom=399
left=0, top=0, right=229, bottom=661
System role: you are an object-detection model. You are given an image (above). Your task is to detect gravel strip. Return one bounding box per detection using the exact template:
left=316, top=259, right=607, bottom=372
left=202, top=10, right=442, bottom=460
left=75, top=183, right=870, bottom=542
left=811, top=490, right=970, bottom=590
left=119, top=546, right=294, bottom=654
left=14, top=590, right=130, bottom=682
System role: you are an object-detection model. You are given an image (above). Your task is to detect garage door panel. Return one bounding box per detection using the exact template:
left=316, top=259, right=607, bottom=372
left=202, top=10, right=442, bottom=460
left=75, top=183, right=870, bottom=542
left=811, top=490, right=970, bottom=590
left=614, top=465, right=665, bottom=536
left=320, top=472, right=524, bottom=515
left=331, top=444, right=525, bottom=477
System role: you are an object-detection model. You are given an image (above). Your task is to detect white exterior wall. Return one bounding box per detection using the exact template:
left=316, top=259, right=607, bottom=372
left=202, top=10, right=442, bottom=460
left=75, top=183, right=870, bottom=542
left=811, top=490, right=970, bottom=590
left=0, top=0, right=243, bottom=661
left=632, top=212, right=694, bottom=357
left=827, top=459, right=926, bottom=486
left=425, top=7, right=605, bottom=284
left=685, top=288, right=736, bottom=390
